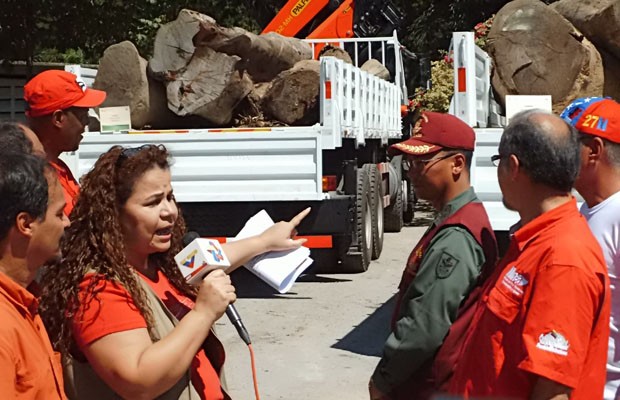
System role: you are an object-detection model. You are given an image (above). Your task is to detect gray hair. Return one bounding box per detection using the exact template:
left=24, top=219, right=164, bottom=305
left=499, top=109, right=580, bottom=192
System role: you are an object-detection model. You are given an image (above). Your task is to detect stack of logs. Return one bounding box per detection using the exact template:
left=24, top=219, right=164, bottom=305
left=93, top=9, right=389, bottom=130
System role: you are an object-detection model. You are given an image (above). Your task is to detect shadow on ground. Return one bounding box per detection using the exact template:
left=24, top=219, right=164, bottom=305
left=331, top=294, right=396, bottom=357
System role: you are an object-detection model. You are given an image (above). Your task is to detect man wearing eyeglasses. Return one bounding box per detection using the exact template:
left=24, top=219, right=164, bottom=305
left=369, top=111, right=497, bottom=400
left=447, top=110, right=609, bottom=400
left=24, top=70, right=107, bottom=217
left=561, top=97, right=620, bottom=400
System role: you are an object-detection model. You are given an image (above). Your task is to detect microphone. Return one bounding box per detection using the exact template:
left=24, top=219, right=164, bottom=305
left=177, top=232, right=252, bottom=345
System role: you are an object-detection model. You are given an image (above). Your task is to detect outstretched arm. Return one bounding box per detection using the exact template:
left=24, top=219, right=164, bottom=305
left=222, top=207, right=310, bottom=272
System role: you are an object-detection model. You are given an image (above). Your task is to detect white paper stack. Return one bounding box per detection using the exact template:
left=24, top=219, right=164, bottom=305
left=234, top=210, right=313, bottom=293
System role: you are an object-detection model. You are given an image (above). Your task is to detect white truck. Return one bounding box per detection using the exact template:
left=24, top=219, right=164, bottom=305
left=67, top=32, right=415, bottom=273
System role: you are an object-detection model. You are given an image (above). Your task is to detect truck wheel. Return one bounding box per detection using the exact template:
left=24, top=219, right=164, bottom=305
left=384, top=178, right=403, bottom=233
left=402, top=178, right=416, bottom=224
left=363, top=164, right=384, bottom=260
left=343, top=167, right=372, bottom=273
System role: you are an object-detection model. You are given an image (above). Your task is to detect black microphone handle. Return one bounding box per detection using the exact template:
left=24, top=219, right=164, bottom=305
left=225, top=304, right=252, bottom=345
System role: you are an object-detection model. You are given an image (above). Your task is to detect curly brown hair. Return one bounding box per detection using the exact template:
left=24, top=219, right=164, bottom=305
left=40, top=144, right=196, bottom=353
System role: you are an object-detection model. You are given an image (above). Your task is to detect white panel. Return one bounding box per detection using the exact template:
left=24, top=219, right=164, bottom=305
left=76, top=130, right=323, bottom=202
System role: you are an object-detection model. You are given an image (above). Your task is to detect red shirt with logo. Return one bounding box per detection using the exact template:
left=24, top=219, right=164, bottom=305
left=448, top=199, right=610, bottom=399
left=73, top=271, right=225, bottom=400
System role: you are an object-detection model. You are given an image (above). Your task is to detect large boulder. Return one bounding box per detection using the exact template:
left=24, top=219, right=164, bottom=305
left=552, top=0, right=620, bottom=59
left=488, top=0, right=604, bottom=114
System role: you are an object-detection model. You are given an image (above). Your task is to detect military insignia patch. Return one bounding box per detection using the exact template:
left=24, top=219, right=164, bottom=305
left=436, top=252, right=459, bottom=279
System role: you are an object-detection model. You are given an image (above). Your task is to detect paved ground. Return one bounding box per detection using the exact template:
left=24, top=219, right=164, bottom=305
left=215, top=208, right=433, bottom=400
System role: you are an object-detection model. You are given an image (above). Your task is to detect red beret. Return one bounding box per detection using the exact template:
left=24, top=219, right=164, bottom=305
left=389, top=112, right=475, bottom=156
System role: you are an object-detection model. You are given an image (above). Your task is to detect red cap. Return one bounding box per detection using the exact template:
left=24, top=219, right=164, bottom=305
left=389, top=111, right=475, bottom=156
left=24, top=70, right=106, bottom=117
left=563, top=98, right=620, bottom=143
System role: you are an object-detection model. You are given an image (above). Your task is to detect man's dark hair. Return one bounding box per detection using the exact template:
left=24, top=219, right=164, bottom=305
left=0, top=122, right=33, bottom=154
left=499, top=109, right=579, bottom=192
left=0, top=153, right=49, bottom=239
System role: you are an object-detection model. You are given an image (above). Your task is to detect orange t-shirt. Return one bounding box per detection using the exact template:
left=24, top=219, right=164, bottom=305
left=50, top=159, right=79, bottom=217
left=73, top=272, right=225, bottom=400
left=448, top=199, right=610, bottom=399
left=0, top=271, right=66, bottom=399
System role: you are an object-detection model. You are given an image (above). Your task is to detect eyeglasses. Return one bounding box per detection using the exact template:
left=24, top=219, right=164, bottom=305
left=405, top=152, right=459, bottom=169
left=491, top=154, right=506, bottom=167
left=116, top=144, right=154, bottom=166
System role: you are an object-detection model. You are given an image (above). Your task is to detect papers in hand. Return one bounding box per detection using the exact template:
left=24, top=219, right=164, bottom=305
left=234, top=210, right=313, bottom=293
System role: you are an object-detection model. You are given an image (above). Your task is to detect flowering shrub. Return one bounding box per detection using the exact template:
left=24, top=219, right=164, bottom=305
left=474, top=16, right=494, bottom=50
left=408, top=15, right=494, bottom=114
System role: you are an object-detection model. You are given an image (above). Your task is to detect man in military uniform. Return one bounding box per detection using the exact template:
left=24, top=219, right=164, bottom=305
left=369, top=112, right=497, bottom=400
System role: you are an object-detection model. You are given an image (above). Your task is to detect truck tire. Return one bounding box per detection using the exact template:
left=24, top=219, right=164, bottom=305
left=402, top=178, right=416, bottom=224
left=363, top=164, right=384, bottom=260
left=384, top=178, right=404, bottom=233
left=343, top=167, right=372, bottom=273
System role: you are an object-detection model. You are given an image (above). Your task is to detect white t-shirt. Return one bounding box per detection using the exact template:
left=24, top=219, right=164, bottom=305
left=581, top=190, right=620, bottom=400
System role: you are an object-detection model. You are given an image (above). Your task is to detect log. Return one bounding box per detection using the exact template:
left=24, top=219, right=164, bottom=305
left=148, top=10, right=254, bottom=125
left=601, top=50, right=620, bottom=101
left=319, top=45, right=353, bottom=64
left=166, top=46, right=253, bottom=125
left=148, top=9, right=213, bottom=80
left=552, top=0, right=620, bottom=59
left=488, top=0, right=604, bottom=114
left=262, top=60, right=320, bottom=125
left=193, top=17, right=312, bottom=82
left=361, top=59, right=390, bottom=81
left=94, top=40, right=213, bottom=130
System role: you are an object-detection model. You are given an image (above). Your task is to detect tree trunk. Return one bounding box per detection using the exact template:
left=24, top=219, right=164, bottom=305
left=262, top=60, right=320, bottom=125
left=166, top=46, right=253, bottom=125
left=194, top=19, right=312, bottom=82
left=488, top=0, right=604, bottom=114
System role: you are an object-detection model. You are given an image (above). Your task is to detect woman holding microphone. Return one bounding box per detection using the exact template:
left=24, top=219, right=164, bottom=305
left=40, top=144, right=308, bottom=399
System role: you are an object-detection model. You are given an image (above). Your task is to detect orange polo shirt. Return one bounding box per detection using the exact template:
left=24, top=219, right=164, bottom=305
left=448, top=199, right=610, bottom=399
left=0, top=271, right=66, bottom=399
left=73, top=272, right=225, bottom=400
left=50, top=159, right=79, bottom=217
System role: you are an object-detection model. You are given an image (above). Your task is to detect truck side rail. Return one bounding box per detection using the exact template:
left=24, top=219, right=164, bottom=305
left=304, top=30, right=407, bottom=105
left=450, top=31, right=497, bottom=128
left=319, top=56, right=401, bottom=149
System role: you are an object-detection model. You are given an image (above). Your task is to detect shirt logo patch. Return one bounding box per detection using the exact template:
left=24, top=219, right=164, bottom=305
left=436, top=252, right=458, bottom=279
left=501, top=266, right=529, bottom=296
left=536, top=331, right=569, bottom=356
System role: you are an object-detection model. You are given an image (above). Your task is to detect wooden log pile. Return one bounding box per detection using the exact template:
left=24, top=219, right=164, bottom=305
left=93, top=9, right=390, bottom=129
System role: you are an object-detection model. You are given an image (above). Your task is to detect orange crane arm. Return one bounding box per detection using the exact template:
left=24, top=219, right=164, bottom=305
left=306, top=0, right=354, bottom=39
left=262, top=0, right=331, bottom=36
